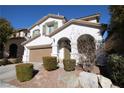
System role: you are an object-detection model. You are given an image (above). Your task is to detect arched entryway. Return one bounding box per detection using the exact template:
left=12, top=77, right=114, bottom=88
left=9, top=44, right=18, bottom=58
left=58, top=37, right=71, bottom=61
left=77, top=34, right=96, bottom=65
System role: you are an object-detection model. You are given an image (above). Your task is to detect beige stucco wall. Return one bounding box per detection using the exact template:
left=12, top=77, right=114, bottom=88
left=29, top=47, right=52, bottom=62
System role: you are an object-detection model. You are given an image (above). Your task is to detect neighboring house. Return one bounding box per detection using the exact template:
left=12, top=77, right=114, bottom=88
left=22, top=13, right=103, bottom=63
left=4, top=29, right=29, bottom=59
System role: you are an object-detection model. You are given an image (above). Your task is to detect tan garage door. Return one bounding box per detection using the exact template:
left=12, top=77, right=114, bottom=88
left=29, top=48, right=52, bottom=62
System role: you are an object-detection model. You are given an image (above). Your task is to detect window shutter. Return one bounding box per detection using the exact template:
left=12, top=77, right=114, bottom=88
left=43, top=25, right=46, bottom=35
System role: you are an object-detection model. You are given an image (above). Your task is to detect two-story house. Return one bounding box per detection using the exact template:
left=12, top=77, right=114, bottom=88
left=22, top=13, right=103, bottom=63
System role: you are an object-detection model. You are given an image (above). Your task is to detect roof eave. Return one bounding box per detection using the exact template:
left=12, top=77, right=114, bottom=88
left=28, top=14, right=67, bottom=30
left=49, top=20, right=101, bottom=37
left=21, top=34, right=41, bottom=45
left=79, top=13, right=101, bottom=20
left=26, top=44, right=52, bottom=49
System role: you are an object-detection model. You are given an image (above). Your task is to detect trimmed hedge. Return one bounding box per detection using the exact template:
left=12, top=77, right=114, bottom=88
left=108, top=54, right=124, bottom=87
left=43, top=56, right=58, bottom=71
left=16, top=63, right=33, bottom=82
left=63, top=59, right=76, bottom=71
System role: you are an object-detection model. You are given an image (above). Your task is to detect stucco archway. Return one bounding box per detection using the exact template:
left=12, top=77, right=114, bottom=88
left=57, top=37, right=71, bottom=61
left=9, top=44, right=18, bottom=58
left=77, top=34, right=96, bottom=66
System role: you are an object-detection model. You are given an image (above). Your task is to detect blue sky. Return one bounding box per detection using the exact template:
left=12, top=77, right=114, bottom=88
left=0, top=5, right=110, bottom=39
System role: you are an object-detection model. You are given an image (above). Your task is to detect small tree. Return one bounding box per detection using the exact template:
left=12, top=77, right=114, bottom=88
left=105, top=6, right=124, bottom=87
left=105, top=6, right=124, bottom=54
left=0, top=18, right=13, bottom=58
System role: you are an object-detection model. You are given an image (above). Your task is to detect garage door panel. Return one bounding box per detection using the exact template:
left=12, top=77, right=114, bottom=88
left=29, top=48, right=52, bottom=62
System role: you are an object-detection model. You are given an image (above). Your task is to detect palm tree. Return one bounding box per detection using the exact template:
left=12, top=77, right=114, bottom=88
left=0, top=18, right=13, bottom=58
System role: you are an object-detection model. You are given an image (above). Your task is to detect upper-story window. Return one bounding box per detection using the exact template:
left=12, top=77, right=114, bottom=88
left=43, top=21, right=58, bottom=35
left=33, top=29, right=40, bottom=37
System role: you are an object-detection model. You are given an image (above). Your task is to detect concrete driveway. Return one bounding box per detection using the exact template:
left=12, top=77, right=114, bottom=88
left=0, top=62, right=42, bottom=87
left=0, top=64, right=16, bottom=82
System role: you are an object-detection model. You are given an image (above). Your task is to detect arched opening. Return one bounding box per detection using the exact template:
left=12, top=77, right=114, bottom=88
left=58, top=37, right=71, bottom=61
left=77, top=34, right=96, bottom=67
left=9, top=44, right=18, bottom=58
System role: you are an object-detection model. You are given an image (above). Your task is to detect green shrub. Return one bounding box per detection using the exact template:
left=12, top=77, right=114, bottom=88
left=0, top=58, right=11, bottom=66
left=0, top=60, right=4, bottom=66
left=16, top=63, right=33, bottom=82
left=108, top=54, right=124, bottom=87
left=43, top=56, right=58, bottom=71
left=63, top=59, right=76, bottom=71
left=0, top=59, right=4, bottom=66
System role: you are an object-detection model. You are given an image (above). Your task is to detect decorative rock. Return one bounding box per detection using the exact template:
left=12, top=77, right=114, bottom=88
left=97, top=75, right=112, bottom=88
left=111, top=84, right=119, bottom=88
left=79, top=71, right=98, bottom=88
left=91, top=66, right=100, bottom=74
left=58, top=72, right=79, bottom=88
left=96, top=48, right=108, bottom=66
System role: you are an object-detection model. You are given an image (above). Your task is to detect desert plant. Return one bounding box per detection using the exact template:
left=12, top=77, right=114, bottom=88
left=108, top=54, right=124, bottom=87
left=43, top=56, right=58, bottom=71
left=63, top=59, right=76, bottom=71
left=16, top=63, right=33, bottom=82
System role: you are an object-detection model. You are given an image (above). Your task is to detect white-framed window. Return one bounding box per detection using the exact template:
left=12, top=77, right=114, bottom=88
left=48, top=25, right=54, bottom=33
left=33, top=29, right=40, bottom=37
left=43, top=21, right=58, bottom=35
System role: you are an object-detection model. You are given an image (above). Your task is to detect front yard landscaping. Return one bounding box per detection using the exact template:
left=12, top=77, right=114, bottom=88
left=8, top=64, right=82, bottom=88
